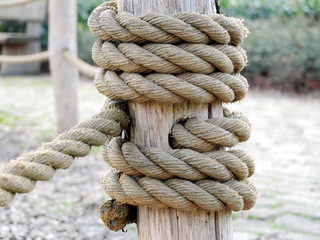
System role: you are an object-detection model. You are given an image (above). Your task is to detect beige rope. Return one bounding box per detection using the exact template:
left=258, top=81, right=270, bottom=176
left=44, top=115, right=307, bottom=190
left=88, top=1, right=249, bottom=45
left=171, top=108, right=251, bottom=152
left=0, top=0, right=42, bottom=8
left=103, top=170, right=258, bottom=212
left=103, top=137, right=255, bottom=181
left=95, top=70, right=249, bottom=104
left=92, top=40, right=247, bottom=74
left=88, top=2, right=257, bottom=220
left=63, top=50, right=100, bottom=78
left=0, top=102, right=129, bottom=207
left=0, top=50, right=99, bottom=78
left=0, top=51, right=49, bottom=64
left=0, top=2, right=257, bottom=231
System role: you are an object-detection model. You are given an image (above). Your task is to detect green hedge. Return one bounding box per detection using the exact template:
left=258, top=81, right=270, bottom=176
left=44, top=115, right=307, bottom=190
left=222, top=0, right=320, bottom=91
left=242, top=16, right=320, bottom=91
left=221, top=0, right=320, bottom=20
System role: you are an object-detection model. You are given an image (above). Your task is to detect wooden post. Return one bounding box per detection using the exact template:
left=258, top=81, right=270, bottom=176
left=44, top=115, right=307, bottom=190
left=49, top=0, right=79, bottom=132
left=117, top=0, right=233, bottom=239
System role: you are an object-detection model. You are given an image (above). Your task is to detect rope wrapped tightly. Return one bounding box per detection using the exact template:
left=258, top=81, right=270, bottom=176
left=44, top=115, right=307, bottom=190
left=92, top=40, right=248, bottom=74
left=103, top=170, right=258, bottom=212
left=103, top=138, right=255, bottom=181
left=95, top=70, right=249, bottom=104
left=0, top=1, right=257, bottom=232
left=88, top=1, right=249, bottom=45
left=88, top=1, right=257, bottom=224
left=0, top=102, right=129, bottom=207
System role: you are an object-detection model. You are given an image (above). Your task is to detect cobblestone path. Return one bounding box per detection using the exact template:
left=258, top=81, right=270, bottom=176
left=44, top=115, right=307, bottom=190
left=0, top=76, right=319, bottom=240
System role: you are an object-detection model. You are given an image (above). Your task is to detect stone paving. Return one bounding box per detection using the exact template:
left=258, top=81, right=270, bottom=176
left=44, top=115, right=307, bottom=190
left=0, top=76, right=319, bottom=240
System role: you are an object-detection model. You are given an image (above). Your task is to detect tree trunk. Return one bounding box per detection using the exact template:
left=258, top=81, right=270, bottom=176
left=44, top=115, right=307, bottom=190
left=49, top=0, right=79, bottom=132
left=118, top=0, right=233, bottom=239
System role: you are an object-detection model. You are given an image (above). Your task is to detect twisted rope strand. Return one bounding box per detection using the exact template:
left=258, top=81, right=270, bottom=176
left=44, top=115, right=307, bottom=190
left=88, top=2, right=249, bottom=45
left=104, top=171, right=258, bottom=212
left=92, top=41, right=247, bottom=74
left=0, top=103, right=129, bottom=207
left=95, top=70, right=249, bottom=104
left=102, top=136, right=255, bottom=181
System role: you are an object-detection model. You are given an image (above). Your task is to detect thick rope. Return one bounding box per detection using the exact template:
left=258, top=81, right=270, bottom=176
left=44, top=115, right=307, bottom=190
left=103, top=137, right=254, bottom=181
left=0, top=102, right=129, bottom=207
left=88, top=1, right=249, bottom=45
left=95, top=70, right=249, bottom=104
left=87, top=2, right=257, bottom=221
left=171, top=108, right=251, bottom=152
left=92, top=40, right=248, bottom=74
left=0, top=2, right=257, bottom=232
left=103, top=170, right=258, bottom=212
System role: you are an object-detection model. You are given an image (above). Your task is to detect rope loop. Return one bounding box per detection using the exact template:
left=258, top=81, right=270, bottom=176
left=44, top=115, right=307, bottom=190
left=88, top=1, right=249, bottom=45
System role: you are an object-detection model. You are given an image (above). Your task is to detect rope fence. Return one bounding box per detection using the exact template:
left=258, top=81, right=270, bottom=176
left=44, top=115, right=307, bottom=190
left=0, top=0, right=42, bottom=8
left=0, top=51, right=99, bottom=77
left=63, top=50, right=100, bottom=78
left=0, top=51, right=49, bottom=64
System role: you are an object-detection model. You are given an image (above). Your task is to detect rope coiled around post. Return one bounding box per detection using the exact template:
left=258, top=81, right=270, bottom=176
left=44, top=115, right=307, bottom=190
left=88, top=1, right=257, bottom=229
left=0, top=1, right=257, bottom=233
left=88, top=1, right=249, bottom=45
left=103, top=170, right=257, bottom=212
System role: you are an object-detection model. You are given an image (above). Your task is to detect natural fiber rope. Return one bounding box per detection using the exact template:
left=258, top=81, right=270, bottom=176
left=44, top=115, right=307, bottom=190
left=103, top=137, right=255, bottom=181
left=103, top=170, right=258, bottom=212
left=0, top=102, right=129, bottom=207
left=0, top=51, right=49, bottom=64
left=87, top=2, right=257, bottom=219
left=92, top=40, right=248, bottom=74
left=95, top=70, right=249, bottom=104
left=0, top=2, right=257, bottom=230
left=88, top=1, right=249, bottom=45
left=0, top=50, right=98, bottom=78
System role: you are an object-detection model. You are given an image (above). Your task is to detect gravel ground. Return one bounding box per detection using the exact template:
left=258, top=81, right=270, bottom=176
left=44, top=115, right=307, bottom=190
left=0, top=76, right=319, bottom=240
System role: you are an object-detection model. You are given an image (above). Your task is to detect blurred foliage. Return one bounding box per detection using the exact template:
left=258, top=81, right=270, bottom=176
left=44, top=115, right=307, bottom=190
left=0, top=21, right=25, bottom=32
left=243, top=17, right=320, bottom=91
left=77, top=0, right=105, bottom=63
left=221, top=0, right=320, bottom=91
left=221, top=0, right=320, bottom=20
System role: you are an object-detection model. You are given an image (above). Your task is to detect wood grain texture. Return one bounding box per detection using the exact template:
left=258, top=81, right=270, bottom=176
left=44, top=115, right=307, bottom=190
left=49, top=0, right=79, bottom=132
left=120, top=0, right=233, bottom=239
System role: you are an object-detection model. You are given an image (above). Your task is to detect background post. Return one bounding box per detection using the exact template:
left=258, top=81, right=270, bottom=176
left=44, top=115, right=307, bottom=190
left=49, top=0, right=79, bottom=132
left=117, top=0, right=233, bottom=239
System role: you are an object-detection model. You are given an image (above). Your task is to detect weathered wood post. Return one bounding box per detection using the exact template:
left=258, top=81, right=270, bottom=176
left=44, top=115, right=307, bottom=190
left=117, top=0, right=233, bottom=239
left=49, top=0, right=79, bottom=132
